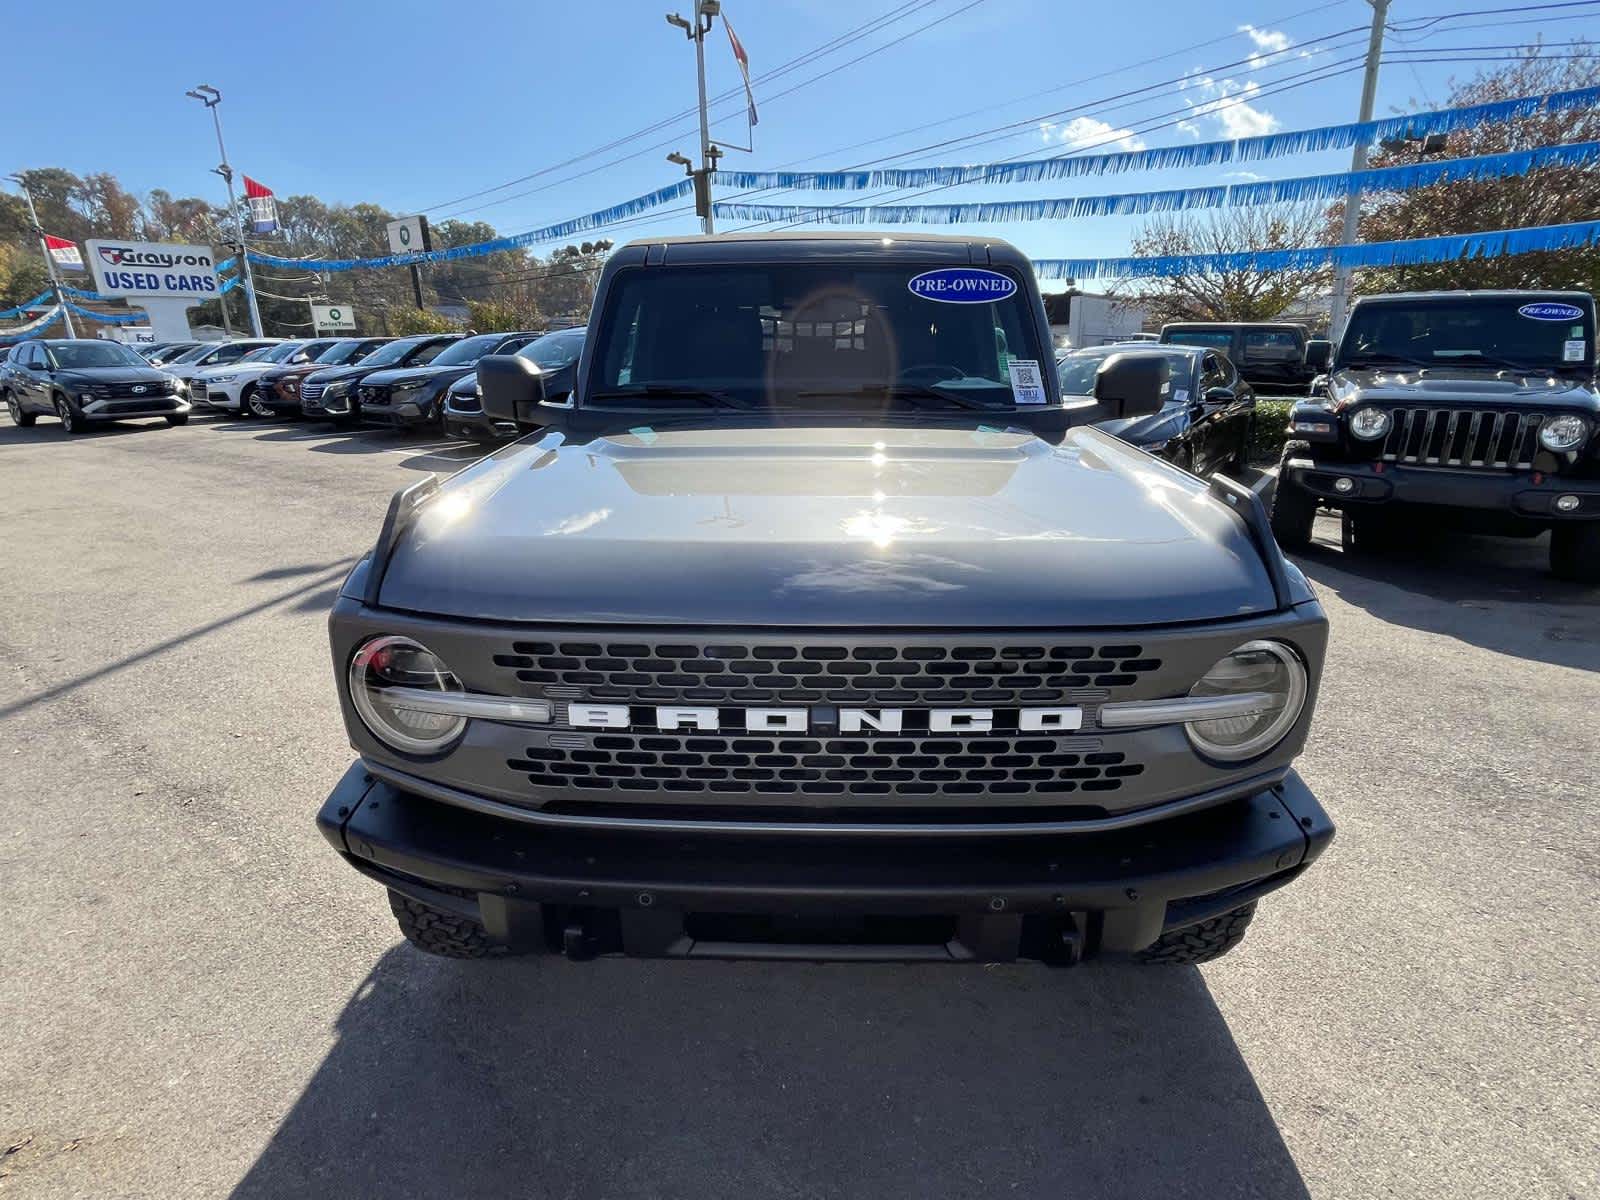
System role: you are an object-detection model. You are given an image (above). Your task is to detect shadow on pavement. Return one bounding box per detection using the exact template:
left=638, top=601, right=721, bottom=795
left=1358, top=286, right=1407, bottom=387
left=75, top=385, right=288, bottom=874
left=231, top=948, right=1307, bottom=1200
left=1291, top=514, right=1599, bottom=669
left=0, top=419, right=168, bottom=444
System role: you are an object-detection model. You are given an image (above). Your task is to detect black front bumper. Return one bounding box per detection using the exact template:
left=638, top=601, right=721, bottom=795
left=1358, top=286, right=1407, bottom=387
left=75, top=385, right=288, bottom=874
left=442, top=404, right=515, bottom=441
left=317, top=762, right=1334, bottom=964
left=1284, top=457, right=1600, bottom=521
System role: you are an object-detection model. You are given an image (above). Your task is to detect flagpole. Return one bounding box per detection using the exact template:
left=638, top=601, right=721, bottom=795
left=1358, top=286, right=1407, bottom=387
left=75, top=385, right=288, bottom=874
left=186, top=85, right=264, bottom=338
left=9, top=174, right=77, bottom=338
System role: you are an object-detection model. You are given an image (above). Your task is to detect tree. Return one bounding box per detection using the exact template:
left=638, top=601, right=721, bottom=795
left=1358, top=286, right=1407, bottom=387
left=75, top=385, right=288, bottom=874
left=1346, top=46, right=1600, bottom=294
left=1116, top=205, right=1331, bottom=324
left=467, top=299, right=544, bottom=332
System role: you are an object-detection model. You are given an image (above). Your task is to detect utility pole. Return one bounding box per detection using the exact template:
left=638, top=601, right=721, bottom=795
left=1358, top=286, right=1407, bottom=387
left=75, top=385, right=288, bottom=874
left=186, top=84, right=264, bottom=337
left=1326, top=0, right=1390, bottom=344
left=666, top=0, right=723, bottom=234
left=8, top=174, right=77, bottom=337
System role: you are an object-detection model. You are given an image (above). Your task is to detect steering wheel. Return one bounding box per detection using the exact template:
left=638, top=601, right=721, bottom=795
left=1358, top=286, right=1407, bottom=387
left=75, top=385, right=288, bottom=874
left=897, top=362, right=971, bottom=382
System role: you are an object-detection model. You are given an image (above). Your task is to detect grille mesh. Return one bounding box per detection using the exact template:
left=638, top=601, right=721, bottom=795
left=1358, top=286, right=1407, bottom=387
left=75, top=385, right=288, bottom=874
left=1380, top=406, right=1544, bottom=470
left=494, top=641, right=1162, bottom=706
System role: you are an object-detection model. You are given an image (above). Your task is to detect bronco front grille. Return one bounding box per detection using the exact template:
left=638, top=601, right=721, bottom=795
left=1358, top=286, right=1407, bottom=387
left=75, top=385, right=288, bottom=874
left=1380, top=407, right=1545, bottom=470
left=508, top=733, right=1143, bottom=798
left=493, top=640, right=1163, bottom=706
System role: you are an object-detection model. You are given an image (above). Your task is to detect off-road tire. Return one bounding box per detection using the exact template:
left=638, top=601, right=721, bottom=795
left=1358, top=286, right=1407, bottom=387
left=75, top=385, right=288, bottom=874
left=1138, top=902, right=1257, bottom=965
left=388, top=889, right=499, bottom=959
left=165, top=414, right=189, bottom=427
left=1269, top=440, right=1316, bottom=550
left=1550, top=522, right=1600, bottom=583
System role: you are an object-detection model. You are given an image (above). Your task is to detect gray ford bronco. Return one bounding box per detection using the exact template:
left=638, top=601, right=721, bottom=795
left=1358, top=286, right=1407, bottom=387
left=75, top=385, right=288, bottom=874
left=316, top=232, right=1333, bottom=966
left=1272, top=289, right=1600, bottom=580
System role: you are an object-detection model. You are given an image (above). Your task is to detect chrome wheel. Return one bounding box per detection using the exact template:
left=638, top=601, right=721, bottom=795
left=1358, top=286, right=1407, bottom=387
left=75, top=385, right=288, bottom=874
left=247, top=388, right=274, bottom=418
left=5, top=395, right=18, bottom=423
left=56, top=398, right=76, bottom=433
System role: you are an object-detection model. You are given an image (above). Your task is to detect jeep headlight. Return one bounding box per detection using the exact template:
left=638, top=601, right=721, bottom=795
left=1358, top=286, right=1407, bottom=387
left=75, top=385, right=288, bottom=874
left=1185, top=641, right=1308, bottom=762
left=1539, top=414, right=1589, bottom=452
left=1348, top=407, right=1391, bottom=441
left=349, top=635, right=467, bottom=754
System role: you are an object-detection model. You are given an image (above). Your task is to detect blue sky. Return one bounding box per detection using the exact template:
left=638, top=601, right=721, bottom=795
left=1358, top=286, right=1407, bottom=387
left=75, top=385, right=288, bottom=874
left=6, top=0, right=1597, bottom=279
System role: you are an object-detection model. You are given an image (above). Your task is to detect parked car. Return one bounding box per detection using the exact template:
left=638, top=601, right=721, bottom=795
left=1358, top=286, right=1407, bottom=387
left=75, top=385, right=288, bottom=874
left=1057, top=343, right=1255, bottom=476
left=163, top=339, right=283, bottom=391
left=189, top=338, right=343, bottom=417
left=443, top=327, right=585, bottom=441
left=256, top=336, right=392, bottom=418
left=140, top=341, right=201, bottom=365
left=1159, top=322, right=1329, bottom=394
left=356, top=330, right=542, bottom=432
left=1271, top=289, right=1600, bottom=581
left=320, top=230, right=1333, bottom=968
left=1, top=338, right=189, bottom=433
left=300, top=333, right=463, bottom=425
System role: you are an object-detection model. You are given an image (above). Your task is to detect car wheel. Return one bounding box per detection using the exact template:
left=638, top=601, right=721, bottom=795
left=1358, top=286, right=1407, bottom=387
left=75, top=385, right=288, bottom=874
left=246, top=386, right=275, bottom=419
left=1550, top=523, right=1600, bottom=583
left=1268, top=440, right=1316, bottom=550
left=165, top=414, right=189, bottom=427
left=1138, top=902, right=1256, bottom=964
left=232, top=385, right=256, bottom=420
left=55, top=396, right=83, bottom=435
left=6, top=393, right=35, bottom=427
left=388, top=890, right=521, bottom=959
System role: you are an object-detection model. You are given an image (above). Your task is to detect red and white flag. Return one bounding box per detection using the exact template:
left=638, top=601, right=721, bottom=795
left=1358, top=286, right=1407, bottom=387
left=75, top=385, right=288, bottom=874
left=724, top=15, right=758, bottom=127
left=44, top=234, right=83, bottom=271
left=244, top=175, right=279, bottom=234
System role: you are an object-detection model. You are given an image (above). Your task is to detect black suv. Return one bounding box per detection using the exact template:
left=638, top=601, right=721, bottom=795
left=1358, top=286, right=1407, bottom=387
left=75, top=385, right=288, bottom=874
left=1160, top=322, right=1330, bottom=394
left=1271, top=290, right=1600, bottom=582
left=442, top=327, right=585, bottom=441
left=355, top=330, right=542, bottom=432
left=300, top=333, right=463, bottom=425
left=2, top=339, right=188, bottom=433
left=315, top=232, right=1334, bottom=969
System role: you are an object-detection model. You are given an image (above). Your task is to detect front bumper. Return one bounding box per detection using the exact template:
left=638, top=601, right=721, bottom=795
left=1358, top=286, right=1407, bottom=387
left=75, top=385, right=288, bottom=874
left=1284, top=457, right=1600, bottom=520
left=80, top=396, right=189, bottom=421
left=317, top=761, right=1334, bottom=963
left=442, top=402, right=515, bottom=440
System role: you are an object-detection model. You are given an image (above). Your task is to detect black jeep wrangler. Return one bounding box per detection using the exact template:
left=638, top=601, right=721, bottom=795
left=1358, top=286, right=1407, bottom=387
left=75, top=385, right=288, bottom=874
left=316, top=232, right=1334, bottom=968
left=1271, top=290, right=1600, bottom=582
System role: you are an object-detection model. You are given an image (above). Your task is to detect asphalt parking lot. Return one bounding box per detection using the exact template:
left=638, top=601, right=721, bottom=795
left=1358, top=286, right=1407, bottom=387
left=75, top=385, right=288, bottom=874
left=1, top=412, right=1596, bottom=1200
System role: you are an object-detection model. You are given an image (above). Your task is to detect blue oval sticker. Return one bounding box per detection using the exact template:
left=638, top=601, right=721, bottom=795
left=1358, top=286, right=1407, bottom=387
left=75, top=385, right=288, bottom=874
left=1517, top=301, right=1586, bottom=321
left=908, top=268, right=1018, bottom=304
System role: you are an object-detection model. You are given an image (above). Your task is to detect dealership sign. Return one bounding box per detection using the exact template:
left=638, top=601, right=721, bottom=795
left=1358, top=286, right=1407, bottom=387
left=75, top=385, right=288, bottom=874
left=312, top=304, right=355, bottom=331
left=386, top=215, right=430, bottom=255
left=86, top=240, right=219, bottom=299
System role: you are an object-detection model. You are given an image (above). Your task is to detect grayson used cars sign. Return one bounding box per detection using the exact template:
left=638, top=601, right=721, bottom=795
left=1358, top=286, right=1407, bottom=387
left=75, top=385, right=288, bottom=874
left=86, top=240, right=219, bottom=299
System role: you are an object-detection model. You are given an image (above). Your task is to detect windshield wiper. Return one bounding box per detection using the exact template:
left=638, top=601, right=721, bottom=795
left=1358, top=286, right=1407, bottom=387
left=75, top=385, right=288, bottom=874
left=589, top=384, right=754, bottom=410
left=1342, top=354, right=1429, bottom=369
left=794, top=383, right=1010, bottom=412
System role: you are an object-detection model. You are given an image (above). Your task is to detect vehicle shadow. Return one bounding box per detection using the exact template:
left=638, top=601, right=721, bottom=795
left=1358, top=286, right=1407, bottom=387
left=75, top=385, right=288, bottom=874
left=229, top=948, right=1308, bottom=1200
left=0, top=420, right=165, bottom=444
left=1292, top=513, right=1600, bottom=670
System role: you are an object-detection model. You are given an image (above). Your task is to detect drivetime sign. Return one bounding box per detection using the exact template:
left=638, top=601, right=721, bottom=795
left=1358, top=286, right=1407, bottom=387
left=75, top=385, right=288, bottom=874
left=87, top=240, right=219, bottom=299
left=312, top=304, right=355, bottom=332
left=386, top=215, right=430, bottom=256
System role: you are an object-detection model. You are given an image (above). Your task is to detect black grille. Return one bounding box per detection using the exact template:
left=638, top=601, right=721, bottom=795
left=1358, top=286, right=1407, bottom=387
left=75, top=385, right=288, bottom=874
left=101, top=381, right=170, bottom=399
left=358, top=385, right=389, bottom=407
left=1381, top=406, right=1544, bottom=470
left=508, top=733, right=1144, bottom=798
left=494, top=641, right=1162, bottom=706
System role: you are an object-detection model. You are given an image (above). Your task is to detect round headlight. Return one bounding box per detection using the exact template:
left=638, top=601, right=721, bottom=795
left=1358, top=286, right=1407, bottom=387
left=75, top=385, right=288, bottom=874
left=1349, top=407, right=1391, bottom=440
left=1539, top=414, right=1589, bottom=452
left=1185, top=640, right=1308, bottom=762
left=349, top=635, right=466, bottom=754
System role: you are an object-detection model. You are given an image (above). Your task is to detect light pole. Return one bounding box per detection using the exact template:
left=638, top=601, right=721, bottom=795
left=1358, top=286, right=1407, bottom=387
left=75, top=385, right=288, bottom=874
left=8, top=173, right=77, bottom=337
left=1326, top=0, right=1391, bottom=344
left=666, top=0, right=724, bottom=234
left=185, top=84, right=264, bottom=337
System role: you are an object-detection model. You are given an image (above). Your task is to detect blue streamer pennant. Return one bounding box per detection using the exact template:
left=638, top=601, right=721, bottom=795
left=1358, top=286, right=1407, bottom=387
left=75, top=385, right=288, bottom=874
left=248, top=180, right=694, bottom=272
left=1030, top=218, right=1600, bottom=280
left=0, top=306, right=65, bottom=340
left=713, top=85, right=1600, bottom=191
left=64, top=301, right=147, bottom=323
left=0, top=288, right=55, bottom=319
left=715, top=142, right=1600, bottom=226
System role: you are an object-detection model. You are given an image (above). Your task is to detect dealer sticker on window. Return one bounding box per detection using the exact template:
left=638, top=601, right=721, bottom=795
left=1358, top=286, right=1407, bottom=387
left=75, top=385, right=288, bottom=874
left=1007, top=358, right=1047, bottom=405
left=1564, top=339, right=1587, bottom=362
left=906, top=267, right=1018, bottom=303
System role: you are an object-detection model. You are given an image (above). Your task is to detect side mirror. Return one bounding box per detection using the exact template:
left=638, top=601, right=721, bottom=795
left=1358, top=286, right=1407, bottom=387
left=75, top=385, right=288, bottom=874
left=478, top=353, right=555, bottom=432
left=1092, top=352, right=1169, bottom=420
left=1202, top=386, right=1236, bottom=405
left=1304, top=340, right=1332, bottom=372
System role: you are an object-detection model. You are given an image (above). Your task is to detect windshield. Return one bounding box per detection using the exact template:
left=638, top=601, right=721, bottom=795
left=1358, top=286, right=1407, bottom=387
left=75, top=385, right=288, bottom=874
left=518, top=328, right=586, bottom=370
left=250, top=343, right=301, bottom=363
left=590, top=264, right=1046, bottom=410
left=430, top=334, right=506, bottom=366
left=1058, top=349, right=1192, bottom=397
left=316, top=339, right=371, bottom=365
left=48, top=342, right=147, bottom=369
left=359, top=338, right=431, bottom=368
left=166, top=343, right=214, bottom=364
left=1163, top=329, right=1232, bottom=349
left=1341, top=297, right=1596, bottom=370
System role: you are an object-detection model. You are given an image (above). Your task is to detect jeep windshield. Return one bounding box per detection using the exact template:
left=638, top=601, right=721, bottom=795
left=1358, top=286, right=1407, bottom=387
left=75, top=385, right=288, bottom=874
left=1340, top=296, right=1596, bottom=372
left=588, top=264, right=1047, bottom=412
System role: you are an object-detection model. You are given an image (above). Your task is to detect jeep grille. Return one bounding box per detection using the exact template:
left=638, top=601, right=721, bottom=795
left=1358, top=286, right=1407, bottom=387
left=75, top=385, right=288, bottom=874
left=1380, top=407, right=1544, bottom=470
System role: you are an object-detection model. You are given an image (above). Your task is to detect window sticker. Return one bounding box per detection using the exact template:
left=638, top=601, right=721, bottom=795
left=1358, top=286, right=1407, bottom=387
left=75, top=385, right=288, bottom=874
left=1517, top=301, right=1585, bottom=321
left=1172, top=387, right=1189, bottom=404
left=906, top=268, right=1018, bottom=304
left=1007, top=358, right=1047, bottom=405
left=1563, top=339, right=1586, bottom=362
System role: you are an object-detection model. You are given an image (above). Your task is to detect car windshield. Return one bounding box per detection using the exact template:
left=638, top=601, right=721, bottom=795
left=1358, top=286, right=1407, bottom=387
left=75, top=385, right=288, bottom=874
left=430, top=334, right=507, bottom=366
left=1163, top=329, right=1233, bottom=349
left=254, top=343, right=302, bottom=363
left=359, top=338, right=431, bottom=368
left=48, top=342, right=147, bottom=368
left=315, top=339, right=372, bottom=365
left=1057, top=349, right=1192, bottom=397
left=166, top=344, right=214, bottom=364
left=1341, top=297, right=1596, bottom=370
left=590, top=263, right=1046, bottom=411
left=518, top=329, right=586, bottom=370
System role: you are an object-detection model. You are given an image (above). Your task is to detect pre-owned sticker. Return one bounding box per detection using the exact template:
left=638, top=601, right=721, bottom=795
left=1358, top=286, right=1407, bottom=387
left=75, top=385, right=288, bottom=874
left=1518, top=301, right=1586, bottom=321
left=1007, top=358, right=1046, bottom=405
left=1564, top=339, right=1587, bottom=362
left=907, top=268, right=1018, bottom=304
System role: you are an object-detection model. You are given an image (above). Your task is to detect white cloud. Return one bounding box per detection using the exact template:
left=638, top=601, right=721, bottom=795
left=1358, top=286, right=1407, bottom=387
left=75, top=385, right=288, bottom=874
left=1224, top=170, right=1266, bottom=181
left=1238, top=24, right=1291, bottom=55
left=1181, top=74, right=1280, bottom=140
left=1038, top=116, right=1146, bottom=152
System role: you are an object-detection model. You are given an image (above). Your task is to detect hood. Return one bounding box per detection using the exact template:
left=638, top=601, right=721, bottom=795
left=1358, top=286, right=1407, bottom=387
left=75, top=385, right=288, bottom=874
left=447, top=372, right=479, bottom=395
left=305, top=362, right=384, bottom=386
left=57, top=365, right=172, bottom=385
left=193, top=360, right=276, bottom=380
left=377, top=425, right=1280, bottom=628
left=264, top=360, right=332, bottom=382
left=361, top=364, right=473, bottom=389
left=1331, top=365, right=1600, bottom=409
left=1094, top=405, right=1187, bottom=448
